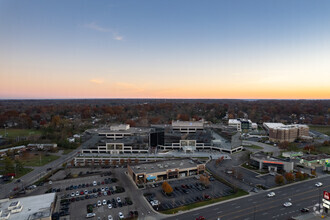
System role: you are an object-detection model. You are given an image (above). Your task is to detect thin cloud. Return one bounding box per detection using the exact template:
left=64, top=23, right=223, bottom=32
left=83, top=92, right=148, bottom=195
left=84, top=22, right=124, bottom=41
left=90, top=79, right=104, bottom=84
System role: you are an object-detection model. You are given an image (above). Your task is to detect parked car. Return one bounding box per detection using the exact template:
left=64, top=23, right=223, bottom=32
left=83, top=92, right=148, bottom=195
left=86, top=213, right=96, bottom=218
left=118, top=212, right=124, bottom=219
left=97, top=200, right=102, bottom=206
left=108, top=215, right=113, bottom=220
left=108, top=203, right=112, bottom=209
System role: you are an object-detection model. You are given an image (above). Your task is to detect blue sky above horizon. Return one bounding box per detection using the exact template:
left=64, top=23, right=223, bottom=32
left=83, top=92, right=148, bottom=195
left=1, top=0, right=330, bottom=99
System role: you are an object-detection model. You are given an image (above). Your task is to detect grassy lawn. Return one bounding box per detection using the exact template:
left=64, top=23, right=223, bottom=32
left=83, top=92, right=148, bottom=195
left=0, top=128, right=42, bottom=139
left=62, top=149, right=74, bottom=155
left=20, top=153, right=60, bottom=167
left=317, top=146, right=330, bottom=154
left=16, top=167, right=34, bottom=178
left=309, top=125, right=330, bottom=136
left=244, top=145, right=263, bottom=150
left=160, top=189, right=248, bottom=214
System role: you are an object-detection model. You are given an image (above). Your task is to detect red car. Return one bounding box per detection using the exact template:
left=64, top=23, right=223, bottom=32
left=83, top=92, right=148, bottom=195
left=196, top=216, right=205, bottom=220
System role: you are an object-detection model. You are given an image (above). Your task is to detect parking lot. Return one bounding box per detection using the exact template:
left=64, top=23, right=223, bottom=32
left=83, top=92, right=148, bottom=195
left=25, top=167, right=142, bottom=220
left=143, top=176, right=233, bottom=211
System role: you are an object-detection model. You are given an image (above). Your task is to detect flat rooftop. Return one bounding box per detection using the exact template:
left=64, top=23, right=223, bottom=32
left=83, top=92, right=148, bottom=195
left=172, top=120, right=204, bottom=128
left=130, top=159, right=202, bottom=174
left=0, top=193, right=55, bottom=220
left=263, top=122, right=285, bottom=129
left=164, top=130, right=213, bottom=145
left=98, top=127, right=153, bottom=134
left=263, top=122, right=308, bottom=130
left=252, top=152, right=290, bottom=163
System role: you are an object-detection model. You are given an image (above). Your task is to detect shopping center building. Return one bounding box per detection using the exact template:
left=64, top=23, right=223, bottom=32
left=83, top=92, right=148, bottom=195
left=127, top=159, right=205, bottom=184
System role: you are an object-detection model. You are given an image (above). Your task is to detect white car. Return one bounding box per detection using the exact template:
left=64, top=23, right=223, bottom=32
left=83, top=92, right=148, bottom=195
left=108, top=215, right=113, bottom=220
left=103, top=199, right=107, bottom=205
left=118, top=212, right=124, bottom=219
left=315, top=182, right=323, bottom=187
left=93, top=181, right=97, bottom=186
left=108, top=203, right=112, bottom=209
left=267, top=192, right=275, bottom=197
left=97, top=200, right=101, bottom=206
left=101, top=187, right=105, bottom=192
left=283, top=202, right=292, bottom=207
left=150, top=200, right=159, bottom=206
left=84, top=190, right=88, bottom=195
left=117, top=197, right=121, bottom=203
left=75, top=191, right=79, bottom=196
left=86, top=213, right=96, bottom=218
left=71, top=192, right=75, bottom=197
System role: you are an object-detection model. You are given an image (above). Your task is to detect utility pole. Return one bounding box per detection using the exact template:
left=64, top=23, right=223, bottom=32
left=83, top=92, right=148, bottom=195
left=319, top=188, right=321, bottom=213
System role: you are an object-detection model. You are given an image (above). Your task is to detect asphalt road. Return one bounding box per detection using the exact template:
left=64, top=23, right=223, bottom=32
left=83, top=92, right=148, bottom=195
left=0, top=134, right=100, bottom=199
left=165, top=176, right=330, bottom=220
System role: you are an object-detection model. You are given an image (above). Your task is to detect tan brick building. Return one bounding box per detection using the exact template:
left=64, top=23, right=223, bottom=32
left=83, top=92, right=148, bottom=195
left=264, top=123, right=309, bottom=143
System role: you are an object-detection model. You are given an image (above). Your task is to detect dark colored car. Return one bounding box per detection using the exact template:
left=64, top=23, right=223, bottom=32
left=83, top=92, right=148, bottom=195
left=301, top=208, right=309, bottom=213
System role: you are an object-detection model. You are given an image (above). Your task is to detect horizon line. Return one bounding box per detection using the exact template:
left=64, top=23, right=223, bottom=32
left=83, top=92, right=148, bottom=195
left=0, top=98, right=329, bottom=101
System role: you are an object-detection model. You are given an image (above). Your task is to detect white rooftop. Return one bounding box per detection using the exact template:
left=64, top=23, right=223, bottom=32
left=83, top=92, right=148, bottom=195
left=263, top=122, right=285, bottom=129
left=0, top=193, right=55, bottom=220
left=263, top=122, right=308, bottom=130
left=110, top=124, right=130, bottom=131
left=0, top=145, right=26, bottom=153
left=228, top=119, right=241, bottom=124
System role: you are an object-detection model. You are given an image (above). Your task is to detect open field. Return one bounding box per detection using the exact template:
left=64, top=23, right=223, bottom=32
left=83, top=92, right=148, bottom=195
left=20, top=152, right=60, bottom=167
left=0, top=129, right=42, bottom=139
left=309, top=125, right=330, bottom=136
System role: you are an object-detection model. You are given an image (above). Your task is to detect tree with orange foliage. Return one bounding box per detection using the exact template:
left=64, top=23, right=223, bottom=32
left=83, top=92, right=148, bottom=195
left=284, top=172, right=294, bottom=182
left=275, top=175, right=285, bottom=185
left=295, top=171, right=304, bottom=181
left=162, top=181, right=173, bottom=195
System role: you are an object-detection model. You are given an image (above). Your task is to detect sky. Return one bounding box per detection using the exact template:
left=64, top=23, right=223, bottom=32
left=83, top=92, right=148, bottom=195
left=0, top=0, right=330, bottom=99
